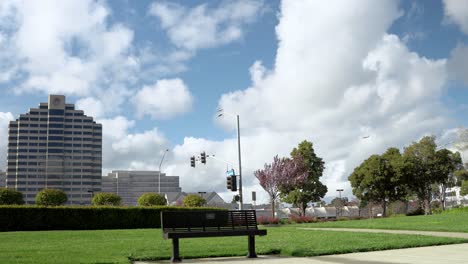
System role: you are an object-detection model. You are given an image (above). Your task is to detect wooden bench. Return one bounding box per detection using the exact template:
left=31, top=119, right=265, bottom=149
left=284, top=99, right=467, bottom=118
left=161, top=210, right=267, bottom=262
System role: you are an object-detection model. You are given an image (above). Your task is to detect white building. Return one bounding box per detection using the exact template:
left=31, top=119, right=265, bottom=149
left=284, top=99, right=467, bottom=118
left=102, top=170, right=182, bottom=205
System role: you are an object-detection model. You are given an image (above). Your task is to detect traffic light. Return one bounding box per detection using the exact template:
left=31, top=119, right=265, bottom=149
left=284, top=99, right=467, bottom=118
left=190, top=156, right=195, bottom=167
left=226, top=175, right=237, bottom=191
left=200, top=152, right=206, bottom=164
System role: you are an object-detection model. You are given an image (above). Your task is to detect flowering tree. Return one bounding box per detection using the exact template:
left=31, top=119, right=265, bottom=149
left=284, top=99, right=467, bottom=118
left=254, top=155, right=308, bottom=218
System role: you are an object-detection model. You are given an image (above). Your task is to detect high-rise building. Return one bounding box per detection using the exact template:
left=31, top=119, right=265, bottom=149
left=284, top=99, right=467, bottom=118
left=6, top=95, right=102, bottom=205
left=102, top=170, right=182, bottom=205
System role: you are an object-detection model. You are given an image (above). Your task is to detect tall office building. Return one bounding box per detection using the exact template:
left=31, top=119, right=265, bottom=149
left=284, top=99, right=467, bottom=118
left=102, top=170, right=182, bottom=205
left=6, top=95, right=102, bottom=205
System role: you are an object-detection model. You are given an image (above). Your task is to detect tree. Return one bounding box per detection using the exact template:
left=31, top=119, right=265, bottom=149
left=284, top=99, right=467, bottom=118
left=280, top=140, right=328, bottom=216
left=330, top=197, right=346, bottom=217
left=454, top=170, right=468, bottom=185
left=0, top=188, right=24, bottom=205
left=402, top=136, right=441, bottom=215
left=349, top=148, right=405, bottom=217
left=433, top=149, right=463, bottom=210
left=182, top=194, right=206, bottom=207
left=461, top=180, right=468, bottom=196
left=254, top=155, right=308, bottom=218
left=138, top=193, right=166, bottom=206
left=92, top=193, right=121, bottom=206
left=35, top=189, right=67, bottom=206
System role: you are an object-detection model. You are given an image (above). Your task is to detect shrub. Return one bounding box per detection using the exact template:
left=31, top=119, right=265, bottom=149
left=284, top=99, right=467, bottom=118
left=35, top=189, right=67, bottom=206
left=138, top=193, right=166, bottom=206
left=0, top=206, right=226, bottom=231
left=0, top=188, right=24, bottom=205
left=257, top=216, right=280, bottom=225
left=182, top=194, right=206, bottom=207
left=406, top=207, right=425, bottom=216
left=92, top=193, right=121, bottom=206
left=289, top=215, right=317, bottom=223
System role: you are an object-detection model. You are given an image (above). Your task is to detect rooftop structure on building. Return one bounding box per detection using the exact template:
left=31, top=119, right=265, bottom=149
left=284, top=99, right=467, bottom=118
left=6, top=95, right=102, bottom=205
left=102, top=170, right=182, bottom=206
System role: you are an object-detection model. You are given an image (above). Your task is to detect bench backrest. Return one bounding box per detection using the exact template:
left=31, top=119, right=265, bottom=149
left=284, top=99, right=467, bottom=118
left=161, top=210, right=259, bottom=232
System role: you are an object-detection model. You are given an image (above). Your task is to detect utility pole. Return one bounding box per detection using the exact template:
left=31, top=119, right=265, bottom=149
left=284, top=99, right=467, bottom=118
left=236, top=114, right=243, bottom=210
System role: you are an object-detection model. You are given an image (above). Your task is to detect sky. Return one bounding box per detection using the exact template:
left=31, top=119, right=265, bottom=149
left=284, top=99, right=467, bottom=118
left=1, top=0, right=468, bottom=204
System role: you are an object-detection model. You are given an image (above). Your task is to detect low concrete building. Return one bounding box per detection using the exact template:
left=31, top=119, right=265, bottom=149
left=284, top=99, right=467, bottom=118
left=166, top=192, right=226, bottom=207
left=0, top=170, right=5, bottom=188
left=102, top=170, right=181, bottom=206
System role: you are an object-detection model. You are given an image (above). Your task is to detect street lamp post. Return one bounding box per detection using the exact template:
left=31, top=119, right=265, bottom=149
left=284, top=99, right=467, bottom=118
left=158, top=149, right=169, bottom=194
left=218, top=110, right=243, bottom=210
left=336, top=189, right=344, bottom=217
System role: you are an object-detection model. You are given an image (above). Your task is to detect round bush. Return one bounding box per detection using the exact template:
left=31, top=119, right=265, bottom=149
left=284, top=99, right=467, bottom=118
left=0, top=188, right=24, bottom=205
left=35, top=189, right=67, bottom=206
left=92, top=193, right=121, bottom=206
left=182, top=194, right=206, bottom=207
left=138, top=193, right=166, bottom=206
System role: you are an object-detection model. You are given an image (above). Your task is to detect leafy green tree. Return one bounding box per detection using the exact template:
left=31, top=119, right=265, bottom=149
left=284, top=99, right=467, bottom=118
left=433, top=149, right=463, bottom=209
left=0, top=188, right=24, bottom=205
left=349, top=148, right=405, bottom=217
left=182, top=194, right=206, bottom=207
left=35, top=189, right=67, bottom=206
left=461, top=180, right=468, bottom=196
left=138, top=193, right=166, bottom=206
left=92, top=193, right=121, bottom=206
left=454, top=170, right=468, bottom=185
left=280, top=140, right=327, bottom=216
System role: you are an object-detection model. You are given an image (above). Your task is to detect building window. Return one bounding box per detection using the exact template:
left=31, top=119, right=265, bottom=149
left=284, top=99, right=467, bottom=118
left=49, top=109, right=64, bottom=115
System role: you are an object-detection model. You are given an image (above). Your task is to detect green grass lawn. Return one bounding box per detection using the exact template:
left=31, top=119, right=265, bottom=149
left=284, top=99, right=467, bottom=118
left=0, top=226, right=466, bottom=264
left=304, top=207, right=468, bottom=232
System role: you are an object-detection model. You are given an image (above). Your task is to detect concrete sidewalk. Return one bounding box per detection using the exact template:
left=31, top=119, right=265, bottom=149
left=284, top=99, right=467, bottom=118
left=300, top=227, right=468, bottom=239
left=134, top=243, right=468, bottom=263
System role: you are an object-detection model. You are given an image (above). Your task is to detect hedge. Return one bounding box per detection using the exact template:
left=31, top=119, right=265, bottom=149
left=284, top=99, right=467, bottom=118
left=0, top=206, right=225, bottom=231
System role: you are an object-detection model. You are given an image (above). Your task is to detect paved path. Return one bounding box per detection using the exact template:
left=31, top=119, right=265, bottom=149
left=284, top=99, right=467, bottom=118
left=134, top=243, right=468, bottom=264
left=299, top=228, right=468, bottom=239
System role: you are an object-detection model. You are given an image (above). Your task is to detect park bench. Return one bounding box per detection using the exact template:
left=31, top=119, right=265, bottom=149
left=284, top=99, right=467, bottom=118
left=161, top=210, right=267, bottom=262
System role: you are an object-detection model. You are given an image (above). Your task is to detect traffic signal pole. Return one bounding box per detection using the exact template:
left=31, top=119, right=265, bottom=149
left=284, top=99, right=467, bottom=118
left=236, top=115, right=243, bottom=210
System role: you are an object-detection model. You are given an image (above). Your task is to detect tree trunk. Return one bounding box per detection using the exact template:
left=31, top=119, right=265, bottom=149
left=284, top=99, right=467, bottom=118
left=271, top=199, right=276, bottom=218
left=441, top=184, right=446, bottom=211
left=382, top=200, right=387, bottom=217
left=301, top=202, right=307, bottom=217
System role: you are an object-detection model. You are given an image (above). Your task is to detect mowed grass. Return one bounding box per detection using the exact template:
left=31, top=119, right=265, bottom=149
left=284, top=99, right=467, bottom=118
left=0, top=226, right=466, bottom=264
left=304, top=207, right=468, bottom=232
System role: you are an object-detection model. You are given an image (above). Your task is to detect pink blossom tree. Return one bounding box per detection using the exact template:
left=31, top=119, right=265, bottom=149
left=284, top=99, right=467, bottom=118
left=254, top=155, right=308, bottom=218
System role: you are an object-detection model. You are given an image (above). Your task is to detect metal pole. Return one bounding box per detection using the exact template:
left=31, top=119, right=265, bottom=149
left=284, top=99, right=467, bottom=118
left=237, top=115, right=243, bottom=210
left=158, top=149, right=169, bottom=194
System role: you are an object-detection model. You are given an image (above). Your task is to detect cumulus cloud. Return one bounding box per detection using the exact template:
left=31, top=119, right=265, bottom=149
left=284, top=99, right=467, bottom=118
left=0, top=0, right=137, bottom=97
left=149, top=0, right=264, bottom=51
left=443, top=0, right=468, bottom=34
left=132, top=78, right=193, bottom=119
left=165, top=0, right=451, bottom=202
left=0, top=112, right=14, bottom=169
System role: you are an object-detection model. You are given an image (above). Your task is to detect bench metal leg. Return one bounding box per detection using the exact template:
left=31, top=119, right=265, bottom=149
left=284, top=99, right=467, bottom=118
left=247, top=235, right=257, bottom=258
left=171, top=238, right=182, bottom=263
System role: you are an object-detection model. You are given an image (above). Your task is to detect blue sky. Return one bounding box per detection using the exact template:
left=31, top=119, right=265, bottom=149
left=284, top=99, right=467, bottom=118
left=1, top=0, right=468, bottom=203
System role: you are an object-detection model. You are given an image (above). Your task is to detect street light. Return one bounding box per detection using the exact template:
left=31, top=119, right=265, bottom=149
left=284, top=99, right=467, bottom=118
left=218, top=109, right=244, bottom=210
left=158, top=149, right=169, bottom=194
left=336, top=189, right=344, bottom=199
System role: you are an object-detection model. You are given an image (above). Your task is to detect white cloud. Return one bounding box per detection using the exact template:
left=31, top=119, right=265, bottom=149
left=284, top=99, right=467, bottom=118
left=132, top=78, right=193, bottom=119
left=149, top=0, right=264, bottom=51
left=0, top=0, right=137, bottom=100
left=165, top=0, right=451, bottom=203
left=76, top=97, right=105, bottom=119
left=0, top=112, right=14, bottom=169
left=443, top=0, right=468, bottom=34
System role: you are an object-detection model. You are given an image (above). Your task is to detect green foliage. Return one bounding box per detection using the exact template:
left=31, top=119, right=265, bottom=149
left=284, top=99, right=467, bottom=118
left=35, top=189, right=67, bottom=206
left=92, top=193, right=121, bottom=206
left=0, top=188, right=24, bottom=205
left=403, top=136, right=462, bottom=214
left=454, top=170, right=468, bottom=185
left=0, top=206, right=225, bottom=231
left=281, top=140, right=327, bottom=215
left=138, top=193, right=167, bottom=206
left=349, top=148, right=405, bottom=217
left=461, top=180, right=468, bottom=196
left=182, top=194, right=206, bottom=207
